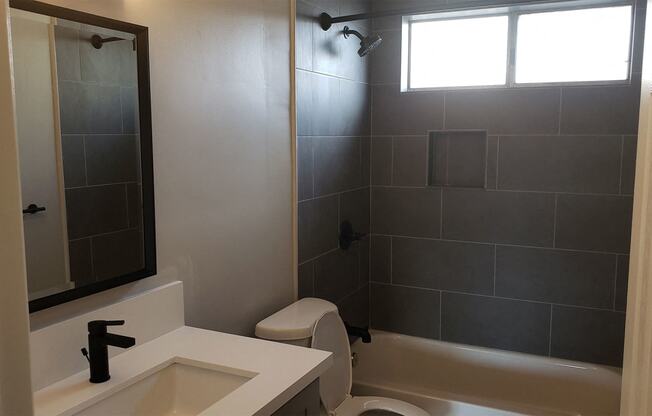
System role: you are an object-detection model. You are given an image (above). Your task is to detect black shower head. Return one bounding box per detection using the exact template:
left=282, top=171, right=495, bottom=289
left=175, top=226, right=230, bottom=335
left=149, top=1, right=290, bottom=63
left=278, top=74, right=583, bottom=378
left=343, top=26, right=383, bottom=57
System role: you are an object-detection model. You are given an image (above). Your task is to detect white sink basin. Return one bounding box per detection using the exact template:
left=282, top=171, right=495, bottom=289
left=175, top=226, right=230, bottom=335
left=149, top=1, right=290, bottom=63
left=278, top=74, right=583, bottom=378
left=74, top=361, right=254, bottom=416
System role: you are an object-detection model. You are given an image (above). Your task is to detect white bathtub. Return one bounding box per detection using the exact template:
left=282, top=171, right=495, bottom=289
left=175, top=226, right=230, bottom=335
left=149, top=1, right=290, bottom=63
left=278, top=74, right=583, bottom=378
left=350, top=331, right=622, bottom=416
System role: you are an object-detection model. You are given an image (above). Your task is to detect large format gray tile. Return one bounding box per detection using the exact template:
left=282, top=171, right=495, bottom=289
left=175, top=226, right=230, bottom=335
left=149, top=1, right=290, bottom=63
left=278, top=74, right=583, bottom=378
left=359, top=237, right=370, bottom=286
left=298, top=196, right=339, bottom=263
left=441, top=292, right=551, bottom=355
left=362, top=137, right=371, bottom=185
left=339, top=23, right=372, bottom=83
left=550, top=306, right=626, bottom=366
left=371, top=283, right=440, bottom=339
left=298, top=136, right=314, bottom=201
left=371, top=0, right=444, bottom=31
left=338, top=285, right=370, bottom=329
left=621, top=136, right=638, bottom=195
left=126, top=183, right=143, bottom=229
left=555, top=195, right=633, bottom=253
left=498, top=136, right=622, bottom=193
left=65, top=184, right=129, bottom=239
left=393, top=237, right=494, bottom=295
left=430, top=131, right=487, bottom=188
left=372, top=85, right=445, bottom=135
left=314, top=137, right=362, bottom=195
left=495, top=246, right=617, bottom=308
left=296, top=70, right=313, bottom=136
left=85, top=134, right=139, bottom=185
left=92, top=229, right=144, bottom=280
left=371, top=187, right=441, bottom=238
left=61, top=135, right=86, bottom=188
left=120, top=87, right=139, bottom=134
left=341, top=80, right=371, bottom=136
left=296, top=0, right=315, bottom=71
left=311, top=73, right=342, bottom=136
left=314, top=247, right=360, bottom=303
left=68, top=238, right=93, bottom=285
left=340, top=188, right=370, bottom=234
left=631, top=1, right=647, bottom=73
left=371, top=29, right=401, bottom=85
left=59, top=81, right=122, bottom=134
left=370, top=235, right=391, bottom=283
left=442, top=189, right=555, bottom=246
left=79, top=29, right=137, bottom=86
left=615, top=256, right=629, bottom=312
left=371, top=137, right=392, bottom=186
left=54, top=26, right=81, bottom=81
left=298, top=261, right=315, bottom=299
left=560, top=83, right=640, bottom=135
left=312, top=1, right=342, bottom=78
left=486, top=136, right=498, bottom=189
left=445, top=88, right=560, bottom=134
left=393, top=136, right=427, bottom=186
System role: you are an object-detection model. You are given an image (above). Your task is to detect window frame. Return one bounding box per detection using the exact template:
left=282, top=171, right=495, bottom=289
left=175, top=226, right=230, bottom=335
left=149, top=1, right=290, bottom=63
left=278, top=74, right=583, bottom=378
left=401, top=0, right=636, bottom=92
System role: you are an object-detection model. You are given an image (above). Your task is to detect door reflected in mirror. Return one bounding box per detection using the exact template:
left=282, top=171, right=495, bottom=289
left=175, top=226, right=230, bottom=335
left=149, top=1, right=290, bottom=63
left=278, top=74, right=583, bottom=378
left=9, top=2, right=155, bottom=311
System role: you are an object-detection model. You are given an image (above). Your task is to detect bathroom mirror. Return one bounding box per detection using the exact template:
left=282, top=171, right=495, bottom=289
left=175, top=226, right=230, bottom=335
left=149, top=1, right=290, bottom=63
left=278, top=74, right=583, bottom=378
left=9, top=0, right=155, bottom=312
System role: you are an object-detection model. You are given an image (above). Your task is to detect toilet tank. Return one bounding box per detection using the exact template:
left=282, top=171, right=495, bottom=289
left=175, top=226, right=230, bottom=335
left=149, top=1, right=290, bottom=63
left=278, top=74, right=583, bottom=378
left=255, top=298, right=338, bottom=347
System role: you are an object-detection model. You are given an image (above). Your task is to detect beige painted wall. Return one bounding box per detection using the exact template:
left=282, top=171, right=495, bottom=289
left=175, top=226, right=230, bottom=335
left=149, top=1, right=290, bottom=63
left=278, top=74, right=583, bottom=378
left=0, top=0, right=35, bottom=414
left=24, top=0, right=295, bottom=335
left=1, top=1, right=294, bottom=409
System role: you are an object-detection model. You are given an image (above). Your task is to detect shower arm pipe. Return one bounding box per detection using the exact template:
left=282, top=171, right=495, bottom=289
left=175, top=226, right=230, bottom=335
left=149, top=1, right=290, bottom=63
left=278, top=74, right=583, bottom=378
left=318, top=0, right=588, bottom=31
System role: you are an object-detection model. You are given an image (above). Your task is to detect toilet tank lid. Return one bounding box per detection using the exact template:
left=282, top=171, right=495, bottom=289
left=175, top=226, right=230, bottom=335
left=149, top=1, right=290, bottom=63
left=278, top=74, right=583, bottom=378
left=255, top=298, right=338, bottom=341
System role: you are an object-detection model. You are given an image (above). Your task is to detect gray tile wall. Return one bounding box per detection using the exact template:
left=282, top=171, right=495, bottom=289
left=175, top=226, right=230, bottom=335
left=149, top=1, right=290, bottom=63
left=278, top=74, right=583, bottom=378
left=55, top=24, right=144, bottom=287
left=296, top=0, right=372, bottom=328
left=367, top=0, right=645, bottom=366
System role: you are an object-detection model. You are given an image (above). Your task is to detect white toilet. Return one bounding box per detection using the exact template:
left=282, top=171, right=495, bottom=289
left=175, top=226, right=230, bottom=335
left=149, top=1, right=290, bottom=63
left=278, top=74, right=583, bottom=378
left=256, top=298, right=429, bottom=416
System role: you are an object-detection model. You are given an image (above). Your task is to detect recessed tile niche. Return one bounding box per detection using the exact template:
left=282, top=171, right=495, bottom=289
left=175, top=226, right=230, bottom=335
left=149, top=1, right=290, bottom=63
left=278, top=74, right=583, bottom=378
left=428, top=130, right=488, bottom=188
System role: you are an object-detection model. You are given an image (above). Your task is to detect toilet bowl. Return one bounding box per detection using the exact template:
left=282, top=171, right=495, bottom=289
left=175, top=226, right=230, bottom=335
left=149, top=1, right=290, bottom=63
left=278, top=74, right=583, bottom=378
left=255, top=299, right=429, bottom=416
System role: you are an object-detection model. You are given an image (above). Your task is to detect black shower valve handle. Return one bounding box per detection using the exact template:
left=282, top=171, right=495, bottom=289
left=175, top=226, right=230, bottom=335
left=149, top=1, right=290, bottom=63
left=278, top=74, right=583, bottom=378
left=340, top=220, right=367, bottom=250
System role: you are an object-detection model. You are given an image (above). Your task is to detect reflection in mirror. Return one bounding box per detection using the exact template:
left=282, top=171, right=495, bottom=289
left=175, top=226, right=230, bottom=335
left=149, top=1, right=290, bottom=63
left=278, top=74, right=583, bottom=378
left=10, top=6, right=153, bottom=310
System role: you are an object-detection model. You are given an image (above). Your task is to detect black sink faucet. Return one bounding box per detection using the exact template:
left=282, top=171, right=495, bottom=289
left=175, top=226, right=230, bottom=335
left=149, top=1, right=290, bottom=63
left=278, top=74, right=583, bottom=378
left=81, top=320, right=136, bottom=383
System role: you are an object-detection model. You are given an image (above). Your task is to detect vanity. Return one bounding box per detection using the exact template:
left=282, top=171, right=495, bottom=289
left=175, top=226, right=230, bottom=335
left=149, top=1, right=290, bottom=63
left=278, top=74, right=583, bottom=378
left=34, top=326, right=330, bottom=416
left=29, top=282, right=330, bottom=416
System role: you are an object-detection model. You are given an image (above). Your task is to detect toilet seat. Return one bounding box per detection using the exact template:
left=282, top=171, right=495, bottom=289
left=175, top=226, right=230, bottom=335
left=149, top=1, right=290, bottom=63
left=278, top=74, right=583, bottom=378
left=334, top=396, right=430, bottom=416
left=311, top=311, right=429, bottom=416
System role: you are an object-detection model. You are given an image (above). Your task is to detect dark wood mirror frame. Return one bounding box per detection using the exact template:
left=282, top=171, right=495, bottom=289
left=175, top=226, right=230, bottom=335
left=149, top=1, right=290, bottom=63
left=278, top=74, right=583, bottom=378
left=9, top=0, right=157, bottom=313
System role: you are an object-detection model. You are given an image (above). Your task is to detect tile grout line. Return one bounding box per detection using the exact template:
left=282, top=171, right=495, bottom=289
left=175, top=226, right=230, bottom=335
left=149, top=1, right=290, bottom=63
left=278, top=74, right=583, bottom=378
left=619, top=135, right=625, bottom=195
left=439, top=290, right=443, bottom=340
left=89, top=236, right=96, bottom=281
left=371, top=233, right=629, bottom=256
left=371, top=281, right=626, bottom=313
left=548, top=306, right=554, bottom=357
left=493, top=245, right=497, bottom=296
left=389, top=236, right=393, bottom=284
left=613, top=256, right=620, bottom=311
left=558, top=87, right=563, bottom=135
left=495, top=136, right=500, bottom=189
left=82, top=135, right=89, bottom=186
left=390, top=136, right=395, bottom=186
left=68, top=226, right=140, bottom=243
left=298, top=247, right=341, bottom=266
left=367, top=184, right=633, bottom=198
left=552, top=194, right=558, bottom=248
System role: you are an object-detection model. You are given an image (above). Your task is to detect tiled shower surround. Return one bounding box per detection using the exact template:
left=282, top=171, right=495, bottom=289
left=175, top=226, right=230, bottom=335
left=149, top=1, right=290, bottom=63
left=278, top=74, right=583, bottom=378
left=297, top=0, right=644, bottom=366
left=55, top=23, right=143, bottom=287
left=297, top=0, right=372, bottom=328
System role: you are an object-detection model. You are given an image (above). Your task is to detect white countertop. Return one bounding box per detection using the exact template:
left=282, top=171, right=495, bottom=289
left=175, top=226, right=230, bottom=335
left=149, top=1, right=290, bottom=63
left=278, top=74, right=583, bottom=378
left=33, top=326, right=332, bottom=416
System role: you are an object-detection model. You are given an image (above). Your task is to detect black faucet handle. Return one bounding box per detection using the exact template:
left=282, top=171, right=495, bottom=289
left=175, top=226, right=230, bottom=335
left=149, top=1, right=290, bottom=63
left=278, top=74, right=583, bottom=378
left=88, top=320, right=126, bottom=334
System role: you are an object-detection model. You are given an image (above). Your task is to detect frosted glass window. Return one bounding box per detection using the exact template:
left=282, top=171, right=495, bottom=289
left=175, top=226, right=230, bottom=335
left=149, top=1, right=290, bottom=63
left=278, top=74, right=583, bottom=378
left=515, top=6, right=633, bottom=84
left=409, top=15, right=509, bottom=89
